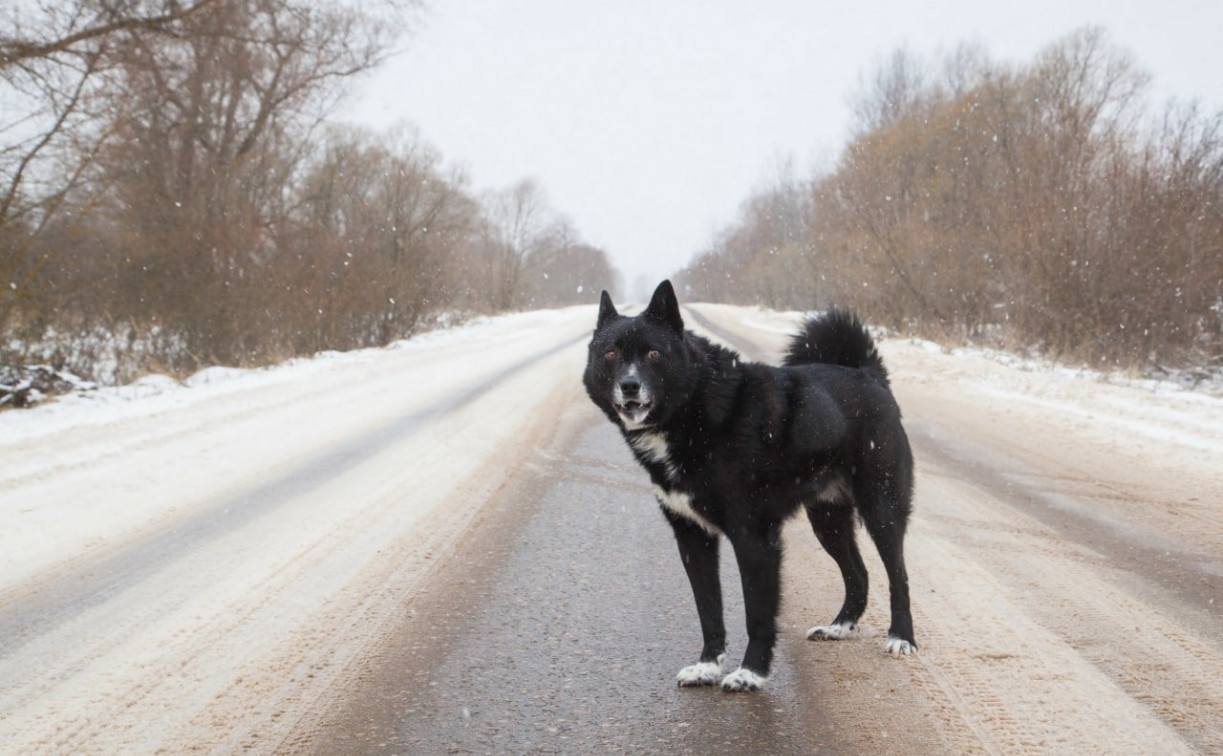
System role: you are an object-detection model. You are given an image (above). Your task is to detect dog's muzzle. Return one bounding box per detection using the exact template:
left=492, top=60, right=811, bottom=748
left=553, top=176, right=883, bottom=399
left=614, top=376, right=653, bottom=427
left=616, top=398, right=653, bottom=425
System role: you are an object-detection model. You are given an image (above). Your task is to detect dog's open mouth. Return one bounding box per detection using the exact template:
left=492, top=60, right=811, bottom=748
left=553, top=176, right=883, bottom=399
left=615, top=399, right=653, bottom=425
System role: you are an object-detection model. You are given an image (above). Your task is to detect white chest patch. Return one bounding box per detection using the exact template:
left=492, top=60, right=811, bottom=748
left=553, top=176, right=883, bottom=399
left=653, top=485, right=722, bottom=537
left=629, top=431, right=677, bottom=480
left=629, top=430, right=668, bottom=462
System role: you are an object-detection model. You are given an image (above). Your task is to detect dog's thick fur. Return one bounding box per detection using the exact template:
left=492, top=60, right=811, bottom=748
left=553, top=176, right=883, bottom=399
left=583, top=280, right=917, bottom=692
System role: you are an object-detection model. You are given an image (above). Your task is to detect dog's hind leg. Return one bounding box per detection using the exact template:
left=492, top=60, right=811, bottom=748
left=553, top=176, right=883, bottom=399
left=858, top=493, right=917, bottom=655
left=721, top=524, right=784, bottom=692
left=804, top=503, right=869, bottom=641
left=666, top=513, right=726, bottom=686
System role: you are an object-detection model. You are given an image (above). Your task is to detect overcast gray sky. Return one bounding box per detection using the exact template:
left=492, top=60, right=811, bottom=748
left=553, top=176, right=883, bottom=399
left=347, top=0, right=1223, bottom=296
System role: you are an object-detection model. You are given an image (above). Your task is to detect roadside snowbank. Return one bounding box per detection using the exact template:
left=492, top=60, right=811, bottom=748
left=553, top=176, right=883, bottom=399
left=0, top=309, right=574, bottom=443
left=704, top=302, right=1223, bottom=448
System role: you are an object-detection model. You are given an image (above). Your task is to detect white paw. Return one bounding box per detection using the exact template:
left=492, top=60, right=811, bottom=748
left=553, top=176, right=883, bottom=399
left=884, top=636, right=917, bottom=656
left=676, top=659, right=723, bottom=687
left=720, top=668, right=767, bottom=692
left=806, top=621, right=857, bottom=641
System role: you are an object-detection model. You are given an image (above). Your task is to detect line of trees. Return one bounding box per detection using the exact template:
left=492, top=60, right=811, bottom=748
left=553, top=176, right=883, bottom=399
left=677, top=29, right=1223, bottom=371
left=2, top=1, right=617, bottom=385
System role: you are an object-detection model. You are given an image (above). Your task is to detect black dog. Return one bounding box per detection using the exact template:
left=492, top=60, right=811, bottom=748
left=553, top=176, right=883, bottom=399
left=583, top=280, right=917, bottom=692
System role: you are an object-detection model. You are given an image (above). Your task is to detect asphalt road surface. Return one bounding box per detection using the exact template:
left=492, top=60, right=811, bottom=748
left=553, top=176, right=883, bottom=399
left=302, top=409, right=885, bottom=754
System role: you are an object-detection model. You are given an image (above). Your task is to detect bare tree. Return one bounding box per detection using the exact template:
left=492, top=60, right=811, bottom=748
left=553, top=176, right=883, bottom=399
left=2, top=1, right=624, bottom=388
left=480, top=179, right=555, bottom=310
left=292, top=125, right=477, bottom=350
left=82, top=0, right=406, bottom=366
left=1, top=1, right=220, bottom=338
left=683, top=27, right=1223, bottom=370
left=3, top=0, right=418, bottom=377
left=521, top=215, right=617, bottom=308
left=848, top=46, right=929, bottom=136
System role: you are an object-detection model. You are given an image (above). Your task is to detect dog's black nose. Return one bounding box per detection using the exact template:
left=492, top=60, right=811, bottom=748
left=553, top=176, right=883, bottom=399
left=620, top=379, right=641, bottom=397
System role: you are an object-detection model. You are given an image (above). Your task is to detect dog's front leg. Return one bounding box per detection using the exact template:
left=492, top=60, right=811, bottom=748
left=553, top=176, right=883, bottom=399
left=665, top=512, right=725, bottom=687
left=722, top=525, right=783, bottom=692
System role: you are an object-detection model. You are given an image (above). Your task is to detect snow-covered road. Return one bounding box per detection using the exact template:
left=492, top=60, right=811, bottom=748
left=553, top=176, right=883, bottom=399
left=2, top=303, right=1222, bottom=754
left=0, top=308, right=591, bottom=753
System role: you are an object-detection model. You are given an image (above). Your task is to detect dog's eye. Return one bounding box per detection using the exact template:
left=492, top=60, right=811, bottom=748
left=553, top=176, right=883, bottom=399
left=647, top=349, right=661, bottom=360
left=604, top=349, right=618, bottom=360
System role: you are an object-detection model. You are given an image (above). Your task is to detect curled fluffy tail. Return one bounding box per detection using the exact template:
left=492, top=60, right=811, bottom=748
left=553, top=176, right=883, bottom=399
left=783, top=309, right=889, bottom=388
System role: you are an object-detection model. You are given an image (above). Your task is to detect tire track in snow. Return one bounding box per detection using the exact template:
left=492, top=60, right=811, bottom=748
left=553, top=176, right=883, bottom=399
left=910, top=421, right=1223, bottom=628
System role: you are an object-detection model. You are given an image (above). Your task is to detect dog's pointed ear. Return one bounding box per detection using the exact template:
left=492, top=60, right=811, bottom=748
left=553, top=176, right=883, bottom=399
left=596, top=290, right=618, bottom=329
left=644, top=279, right=683, bottom=332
